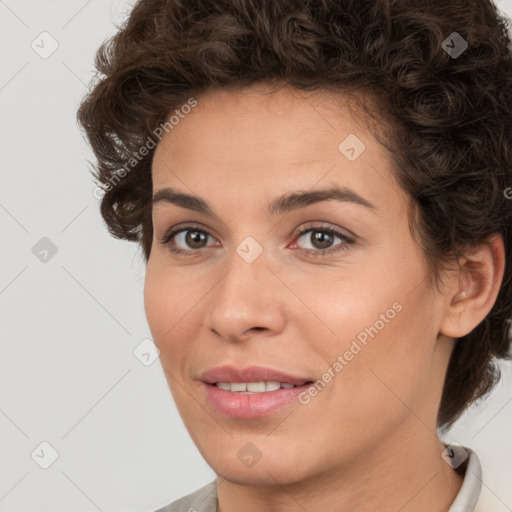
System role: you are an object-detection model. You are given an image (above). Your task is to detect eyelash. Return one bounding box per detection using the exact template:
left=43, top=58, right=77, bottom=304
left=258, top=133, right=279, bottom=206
left=159, top=223, right=355, bottom=258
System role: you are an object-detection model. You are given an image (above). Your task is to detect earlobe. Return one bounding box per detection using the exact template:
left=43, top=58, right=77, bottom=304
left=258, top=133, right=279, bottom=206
left=439, top=234, right=505, bottom=339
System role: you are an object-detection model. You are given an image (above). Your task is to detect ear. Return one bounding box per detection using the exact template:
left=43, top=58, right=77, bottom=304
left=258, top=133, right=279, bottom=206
left=439, top=234, right=505, bottom=338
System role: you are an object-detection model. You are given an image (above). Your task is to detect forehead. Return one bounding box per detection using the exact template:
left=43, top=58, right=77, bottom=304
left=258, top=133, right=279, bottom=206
left=154, top=85, right=367, bottom=163
left=151, top=85, right=406, bottom=215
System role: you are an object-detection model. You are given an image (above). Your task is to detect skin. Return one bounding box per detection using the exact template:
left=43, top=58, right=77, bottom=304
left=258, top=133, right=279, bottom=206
left=144, top=84, right=505, bottom=512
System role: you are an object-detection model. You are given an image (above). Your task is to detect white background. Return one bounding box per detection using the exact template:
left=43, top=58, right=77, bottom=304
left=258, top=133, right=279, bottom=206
left=1, top=1, right=512, bottom=510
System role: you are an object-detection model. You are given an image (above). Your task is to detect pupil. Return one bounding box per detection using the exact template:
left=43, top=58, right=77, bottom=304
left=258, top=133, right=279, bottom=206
left=187, top=231, right=206, bottom=248
left=312, top=231, right=332, bottom=249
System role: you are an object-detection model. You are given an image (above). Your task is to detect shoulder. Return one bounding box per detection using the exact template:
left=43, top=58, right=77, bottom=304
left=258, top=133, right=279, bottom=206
left=153, top=481, right=217, bottom=512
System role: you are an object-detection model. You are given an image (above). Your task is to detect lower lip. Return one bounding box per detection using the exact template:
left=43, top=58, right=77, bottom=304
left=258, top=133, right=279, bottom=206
left=203, top=383, right=311, bottom=418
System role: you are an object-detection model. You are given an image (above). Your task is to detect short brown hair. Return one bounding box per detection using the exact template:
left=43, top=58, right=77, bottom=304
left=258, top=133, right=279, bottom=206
left=77, top=0, right=512, bottom=428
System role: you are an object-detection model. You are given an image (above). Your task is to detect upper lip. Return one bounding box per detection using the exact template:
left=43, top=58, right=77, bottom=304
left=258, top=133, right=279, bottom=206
left=200, top=365, right=313, bottom=386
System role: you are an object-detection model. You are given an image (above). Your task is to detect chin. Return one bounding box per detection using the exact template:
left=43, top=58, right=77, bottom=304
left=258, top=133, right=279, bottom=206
left=214, top=463, right=304, bottom=487
left=200, top=445, right=312, bottom=486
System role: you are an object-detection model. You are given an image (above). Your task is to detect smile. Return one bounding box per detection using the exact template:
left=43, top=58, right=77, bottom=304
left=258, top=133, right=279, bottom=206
left=215, top=381, right=300, bottom=392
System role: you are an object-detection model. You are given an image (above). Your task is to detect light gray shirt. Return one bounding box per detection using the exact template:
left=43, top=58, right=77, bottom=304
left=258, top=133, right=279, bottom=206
left=154, top=445, right=484, bottom=512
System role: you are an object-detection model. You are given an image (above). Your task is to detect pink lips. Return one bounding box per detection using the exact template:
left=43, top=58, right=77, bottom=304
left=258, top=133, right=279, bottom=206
left=200, top=365, right=314, bottom=419
left=200, top=365, right=311, bottom=386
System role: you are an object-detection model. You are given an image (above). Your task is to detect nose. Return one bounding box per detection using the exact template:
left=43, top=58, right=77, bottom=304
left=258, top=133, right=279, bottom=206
left=204, top=249, right=287, bottom=343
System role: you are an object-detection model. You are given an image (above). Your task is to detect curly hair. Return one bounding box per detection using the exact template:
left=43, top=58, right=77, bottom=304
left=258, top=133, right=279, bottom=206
left=77, top=0, right=512, bottom=429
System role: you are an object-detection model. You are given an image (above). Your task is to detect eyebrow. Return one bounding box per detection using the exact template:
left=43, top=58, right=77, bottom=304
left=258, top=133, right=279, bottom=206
left=152, top=185, right=376, bottom=216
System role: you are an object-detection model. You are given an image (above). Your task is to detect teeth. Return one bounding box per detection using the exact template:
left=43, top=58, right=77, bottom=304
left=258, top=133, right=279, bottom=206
left=247, top=382, right=266, bottom=392
left=230, top=383, right=247, bottom=392
left=214, top=381, right=298, bottom=393
left=265, top=381, right=281, bottom=391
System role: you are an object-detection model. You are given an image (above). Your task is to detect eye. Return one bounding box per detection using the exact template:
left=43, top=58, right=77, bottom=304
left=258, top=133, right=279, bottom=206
left=159, top=223, right=355, bottom=258
left=160, top=224, right=217, bottom=255
left=292, top=225, right=354, bottom=257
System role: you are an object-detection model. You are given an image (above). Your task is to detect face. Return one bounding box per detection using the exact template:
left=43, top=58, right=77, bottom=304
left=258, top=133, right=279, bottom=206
left=144, top=85, right=453, bottom=486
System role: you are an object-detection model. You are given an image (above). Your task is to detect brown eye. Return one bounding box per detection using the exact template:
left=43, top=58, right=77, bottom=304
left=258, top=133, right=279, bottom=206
left=183, top=230, right=208, bottom=249
left=296, top=228, right=345, bottom=251
left=308, top=231, right=335, bottom=250
left=161, top=225, right=217, bottom=254
left=293, top=226, right=355, bottom=258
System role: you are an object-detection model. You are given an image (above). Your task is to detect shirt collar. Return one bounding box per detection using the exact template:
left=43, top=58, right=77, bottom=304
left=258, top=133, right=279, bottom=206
left=447, top=444, right=483, bottom=512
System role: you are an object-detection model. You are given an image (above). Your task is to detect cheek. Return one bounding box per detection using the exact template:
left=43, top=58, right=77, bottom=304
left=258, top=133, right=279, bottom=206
left=143, top=262, right=184, bottom=353
left=316, top=287, right=437, bottom=429
left=143, top=265, right=166, bottom=337
left=300, top=259, right=435, bottom=409
left=143, top=260, right=208, bottom=372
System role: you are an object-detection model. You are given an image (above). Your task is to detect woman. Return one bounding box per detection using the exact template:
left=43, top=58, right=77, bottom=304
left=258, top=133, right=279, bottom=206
left=77, top=0, right=512, bottom=510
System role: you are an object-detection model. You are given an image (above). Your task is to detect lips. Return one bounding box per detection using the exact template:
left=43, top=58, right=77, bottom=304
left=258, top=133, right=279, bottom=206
left=199, top=365, right=315, bottom=418
left=199, top=365, right=312, bottom=386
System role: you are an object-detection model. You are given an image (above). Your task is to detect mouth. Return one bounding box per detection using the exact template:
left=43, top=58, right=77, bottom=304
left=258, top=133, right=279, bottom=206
left=212, top=381, right=311, bottom=393
left=200, top=364, right=313, bottom=386
left=199, top=365, right=315, bottom=418
left=202, top=381, right=314, bottom=418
